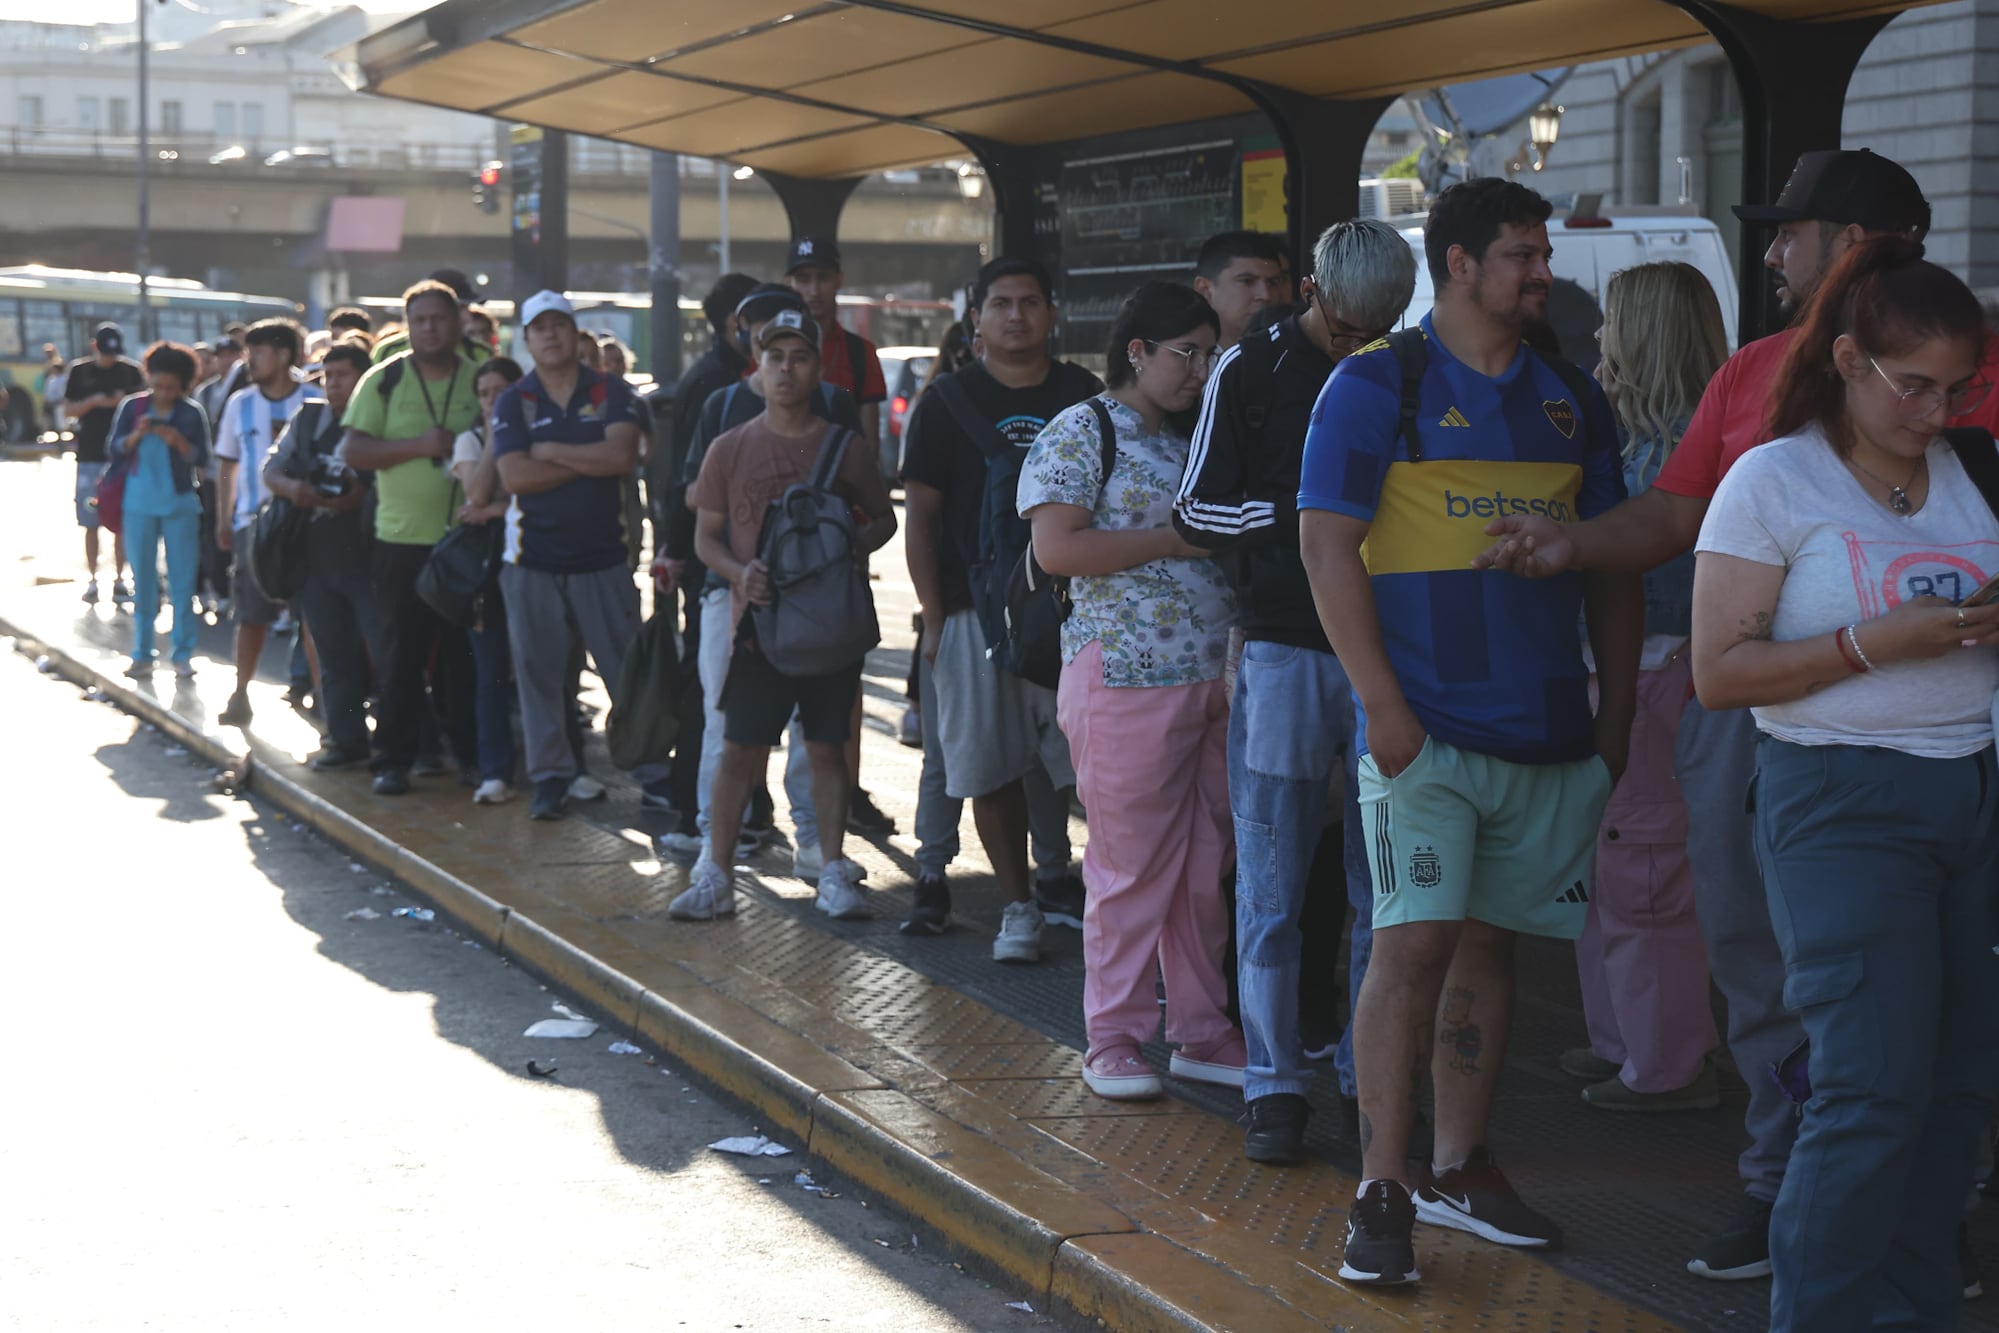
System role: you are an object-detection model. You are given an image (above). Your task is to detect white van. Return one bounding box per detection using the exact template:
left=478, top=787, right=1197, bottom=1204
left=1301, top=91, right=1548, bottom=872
left=1396, top=212, right=1740, bottom=360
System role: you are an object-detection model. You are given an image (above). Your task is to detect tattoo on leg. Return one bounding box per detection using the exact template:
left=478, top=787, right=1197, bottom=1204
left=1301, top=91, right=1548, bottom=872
left=1410, top=1020, right=1433, bottom=1106
left=1359, top=1110, right=1374, bottom=1156
left=1439, top=985, right=1482, bottom=1075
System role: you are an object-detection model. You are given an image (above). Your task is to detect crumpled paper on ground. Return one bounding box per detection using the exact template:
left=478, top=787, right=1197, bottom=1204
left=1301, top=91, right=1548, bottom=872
left=708, top=1135, right=792, bottom=1157
left=523, top=1018, right=599, bottom=1038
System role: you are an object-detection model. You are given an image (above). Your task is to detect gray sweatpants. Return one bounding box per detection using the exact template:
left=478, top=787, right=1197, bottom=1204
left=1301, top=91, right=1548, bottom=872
left=1676, top=698, right=1801, bottom=1201
left=499, top=562, right=669, bottom=788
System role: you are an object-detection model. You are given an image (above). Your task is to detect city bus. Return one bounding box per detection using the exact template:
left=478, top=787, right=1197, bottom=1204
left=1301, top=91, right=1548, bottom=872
left=0, top=266, right=300, bottom=442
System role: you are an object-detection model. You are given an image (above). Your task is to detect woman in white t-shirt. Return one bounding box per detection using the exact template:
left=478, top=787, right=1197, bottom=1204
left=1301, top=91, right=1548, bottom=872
left=453, top=356, right=524, bottom=805
left=1692, top=236, right=1999, bottom=1331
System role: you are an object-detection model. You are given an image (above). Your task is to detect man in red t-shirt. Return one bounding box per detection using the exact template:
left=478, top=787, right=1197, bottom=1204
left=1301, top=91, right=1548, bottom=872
left=1471, top=149, right=1984, bottom=1283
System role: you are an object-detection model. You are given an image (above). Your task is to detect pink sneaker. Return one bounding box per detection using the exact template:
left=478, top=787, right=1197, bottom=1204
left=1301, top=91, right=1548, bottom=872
left=1170, top=1032, right=1248, bottom=1089
left=1083, top=1045, right=1163, bottom=1101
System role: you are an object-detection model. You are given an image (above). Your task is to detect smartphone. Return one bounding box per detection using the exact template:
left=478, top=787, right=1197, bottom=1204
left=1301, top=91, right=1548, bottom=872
left=1960, top=571, right=1999, bottom=607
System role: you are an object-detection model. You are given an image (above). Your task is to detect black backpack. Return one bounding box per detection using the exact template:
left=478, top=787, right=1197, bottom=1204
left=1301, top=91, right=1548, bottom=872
left=1383, top=327, right=1603, bottom=460
left=997, top=399, right=1120, bottom=689
left=930, top=364, right=1100, bottom=670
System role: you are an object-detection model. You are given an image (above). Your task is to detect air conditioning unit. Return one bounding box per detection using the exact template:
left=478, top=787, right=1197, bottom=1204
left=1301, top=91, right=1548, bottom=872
left=1356, top=177, right=1427, bottom=221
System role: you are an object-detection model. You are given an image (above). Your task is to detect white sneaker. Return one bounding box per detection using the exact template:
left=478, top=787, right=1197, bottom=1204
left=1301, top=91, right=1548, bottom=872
left=668, top=859, right=735, bottom=921
left=792, top=842, right=825, bottom=881
left=815, top=858, right=872, bottom=919
left=568, top=774, right=607, bottom=801
left=472, top=778, right=513, bottom=805
left=993, top=900, right=1044, bottom=965
left=655, top=829, right=704, bottom=865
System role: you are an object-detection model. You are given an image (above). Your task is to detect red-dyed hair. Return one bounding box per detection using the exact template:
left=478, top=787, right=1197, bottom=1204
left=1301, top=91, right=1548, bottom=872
left=1766, top=236, right=1986, bottom=450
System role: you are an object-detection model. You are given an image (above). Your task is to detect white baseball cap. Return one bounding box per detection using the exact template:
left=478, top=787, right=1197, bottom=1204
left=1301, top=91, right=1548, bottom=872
left=520, top=289, right=576, bottom=328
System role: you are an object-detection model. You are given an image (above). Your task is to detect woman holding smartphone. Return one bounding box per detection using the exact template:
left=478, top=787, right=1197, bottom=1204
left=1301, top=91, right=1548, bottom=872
left=109, top=342, right=211, bottom=678
left=1692, top=236, right=1999, bottom=1331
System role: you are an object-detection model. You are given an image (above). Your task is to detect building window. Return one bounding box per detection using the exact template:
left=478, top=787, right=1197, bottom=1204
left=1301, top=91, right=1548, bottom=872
left=243, top=103, right=263, bottom=140
left=161, top=100, right=181, bottom=134
left=78, top=96, right=98, bottom=131
left=215, top=102, right=235, bottom=139
left=18, top=95, right=43, bottom=128
left=110, top=97, right=129, bottom=134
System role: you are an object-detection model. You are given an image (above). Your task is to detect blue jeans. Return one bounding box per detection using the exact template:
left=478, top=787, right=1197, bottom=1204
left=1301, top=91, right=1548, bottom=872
left=468, top=592, right=517, bottom=785
left=1755, top=738, right=1999, bottom=1332
left=1229, top=639, right=1373, bottom=1102
left=126, top=507, right=200, bottom=664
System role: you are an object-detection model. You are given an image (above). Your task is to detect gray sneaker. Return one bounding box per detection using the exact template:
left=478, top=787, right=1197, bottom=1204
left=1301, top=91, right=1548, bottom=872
left=668, top=860, right=735, bottom=921
left=815, top=858, right=872, bottom=920
left=993, top=900, right=1044, bottom=964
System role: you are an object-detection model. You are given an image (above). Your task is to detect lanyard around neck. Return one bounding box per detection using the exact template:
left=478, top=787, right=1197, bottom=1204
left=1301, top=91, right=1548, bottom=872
left=413, top=359, right=461, bottom=429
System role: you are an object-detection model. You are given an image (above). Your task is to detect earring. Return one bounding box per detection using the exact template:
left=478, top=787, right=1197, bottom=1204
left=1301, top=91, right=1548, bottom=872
left=1128, top=353, right=1141, bottom=371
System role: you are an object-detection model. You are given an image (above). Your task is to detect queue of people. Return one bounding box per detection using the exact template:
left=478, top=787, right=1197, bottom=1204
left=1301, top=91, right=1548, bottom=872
left=60, top=143, right=1999, bottom=1332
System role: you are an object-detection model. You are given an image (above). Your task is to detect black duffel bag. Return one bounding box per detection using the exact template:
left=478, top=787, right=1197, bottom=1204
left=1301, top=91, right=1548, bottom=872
left=248, top=495, right=311, bottom=602
left=416, top=517, right=500, bottom=628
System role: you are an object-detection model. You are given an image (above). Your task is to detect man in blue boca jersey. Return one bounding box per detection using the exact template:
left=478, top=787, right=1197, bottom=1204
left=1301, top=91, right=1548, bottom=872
left=1297, top=178, right=1643, bottom=1287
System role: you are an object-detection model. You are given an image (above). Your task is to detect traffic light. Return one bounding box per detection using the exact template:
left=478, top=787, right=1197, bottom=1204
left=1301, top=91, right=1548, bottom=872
left=472, top=161, right=503, bottom=214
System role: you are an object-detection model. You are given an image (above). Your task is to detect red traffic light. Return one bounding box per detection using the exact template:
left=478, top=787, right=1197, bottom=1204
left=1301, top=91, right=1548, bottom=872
left=478, top=165, right=502, bottom=188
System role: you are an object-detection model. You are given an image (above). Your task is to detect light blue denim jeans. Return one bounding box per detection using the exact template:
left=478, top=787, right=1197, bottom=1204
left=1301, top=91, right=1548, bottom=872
left=1228, top=639, right=1373, bottom=1103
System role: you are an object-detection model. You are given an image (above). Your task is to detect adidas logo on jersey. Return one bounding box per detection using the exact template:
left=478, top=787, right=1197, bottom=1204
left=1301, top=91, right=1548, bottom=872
left=1439, top=407, right=1471, bottom=428
left=1555, top=881, right=1590, bottom=904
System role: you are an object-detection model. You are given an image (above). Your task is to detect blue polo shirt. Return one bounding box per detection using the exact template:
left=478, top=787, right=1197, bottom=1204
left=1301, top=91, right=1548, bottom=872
left=1297, top=315, right=1625, bottom=765
left=491, top=365, right=642, bottom=574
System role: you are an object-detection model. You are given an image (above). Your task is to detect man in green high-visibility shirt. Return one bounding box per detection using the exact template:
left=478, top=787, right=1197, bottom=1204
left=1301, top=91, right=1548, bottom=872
left=340, top=278, right=483, bottom=797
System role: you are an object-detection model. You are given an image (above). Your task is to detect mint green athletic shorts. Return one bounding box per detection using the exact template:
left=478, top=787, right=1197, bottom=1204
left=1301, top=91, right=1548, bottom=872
left=1356, top=736, right=1612, bottom=939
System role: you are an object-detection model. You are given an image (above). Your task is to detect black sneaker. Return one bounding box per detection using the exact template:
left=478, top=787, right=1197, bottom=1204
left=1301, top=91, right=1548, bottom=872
left=1414, top=1147, right=1561, bottom=1248
left=1339, top=1180, right=1419, bottom=1285
left=1033, top=873, right=1085, bottom=929
left=1964, top=1222, right=1984, bottom=1300
left=310, top=744, right=370, bottom=771
left=1686, top=1192, right=1773, bottom=1280
left=530, top=777, right=569, bottom=821
left=900, top=874, right=951, bottom=936
left=217, top=691, right=253, bottom=728
left=112, top=579, right=134, bottom=607
left=1243, top=1093, right=1309, bottom=1165
left=372, top=768, right=411, bottom=797
left=848, top=788, right=896, bottom=836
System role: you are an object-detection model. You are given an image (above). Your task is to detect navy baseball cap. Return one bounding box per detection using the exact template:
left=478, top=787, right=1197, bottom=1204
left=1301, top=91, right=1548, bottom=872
left=785, top=235, right=842, bottom=274
left=94, top=323, right=124, bottom=356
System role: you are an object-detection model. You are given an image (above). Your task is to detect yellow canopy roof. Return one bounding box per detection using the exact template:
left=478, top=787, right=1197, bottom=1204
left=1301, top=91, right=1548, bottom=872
left=352, top=0, right=1933, bottom=178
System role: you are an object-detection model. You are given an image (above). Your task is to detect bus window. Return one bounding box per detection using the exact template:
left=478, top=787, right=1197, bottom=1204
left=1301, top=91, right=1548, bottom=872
left=21, top=300, right=65, bottom=352
left=0, top=300, right=21, bottom=358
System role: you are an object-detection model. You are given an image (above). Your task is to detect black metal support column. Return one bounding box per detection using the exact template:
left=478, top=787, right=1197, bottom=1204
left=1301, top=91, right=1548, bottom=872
left=537, top=128, right=570, bottom=293
left=648, top=150, right=683, bottom=384
left=960, top=133, right=1040, bottom=263
left=1243, top=88, right=1396, bottom=275
left=760, top=170, right=865, bottom=244
left=1669, top=1, right=1890, bottom=338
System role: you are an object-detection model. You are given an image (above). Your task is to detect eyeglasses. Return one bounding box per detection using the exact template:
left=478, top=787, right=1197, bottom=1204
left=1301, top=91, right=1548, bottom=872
left=1869, top=357, right=1993, bottom=419
left=1308, top=287, right=1388, bottom=353
left=1144, top=340, right=1222, bottom=373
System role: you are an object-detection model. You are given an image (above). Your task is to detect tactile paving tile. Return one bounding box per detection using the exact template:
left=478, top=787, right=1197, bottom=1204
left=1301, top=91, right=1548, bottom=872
left=970, top=1076, right=1214, bottom=1119
left=897, top=1042, right=1085, bottom=1082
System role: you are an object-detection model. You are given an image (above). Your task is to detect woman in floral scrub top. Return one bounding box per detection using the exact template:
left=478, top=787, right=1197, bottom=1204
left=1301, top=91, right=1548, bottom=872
left=1018, top=281, right=1242, bottom=1101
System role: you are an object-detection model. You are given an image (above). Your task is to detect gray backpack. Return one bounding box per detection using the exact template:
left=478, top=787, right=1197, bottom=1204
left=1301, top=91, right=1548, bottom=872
left=750, top=424, right=880, bottom=676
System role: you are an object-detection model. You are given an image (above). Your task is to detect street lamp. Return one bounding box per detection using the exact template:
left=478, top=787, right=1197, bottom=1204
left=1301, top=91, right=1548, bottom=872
left=1528, top=102, right=1564, bottom=171
left=955, top=162, right=986, bottom=200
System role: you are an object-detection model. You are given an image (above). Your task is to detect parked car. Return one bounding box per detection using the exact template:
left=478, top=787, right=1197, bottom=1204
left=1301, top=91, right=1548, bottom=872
left=1396, top=211, right=1740, bottom=362
left=875, top=346, right=933, bottom=484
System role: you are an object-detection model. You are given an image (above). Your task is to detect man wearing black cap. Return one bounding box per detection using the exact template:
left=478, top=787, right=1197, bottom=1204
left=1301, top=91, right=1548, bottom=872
left=63, top=323, right=145, bottom=606
left=1474, top=148, right=1999, bottom=1283
left=786, top=237, right=888, bottom=456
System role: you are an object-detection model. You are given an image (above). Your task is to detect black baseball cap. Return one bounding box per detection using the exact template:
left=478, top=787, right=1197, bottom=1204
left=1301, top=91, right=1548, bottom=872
left=735, top=283, right=809, bottom=326
left=428, top=267, right=479, bottom=301
left=785, top=235, right=842, bottom=274
left=1733, top=149, right=1930, bottom=238
left=93, top=323, right=124, bottom=356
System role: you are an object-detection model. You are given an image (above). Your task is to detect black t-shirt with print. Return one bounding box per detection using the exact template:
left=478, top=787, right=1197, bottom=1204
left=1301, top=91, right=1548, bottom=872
left=64, top=357, right=147, bottom=463
left=898, top=359, right=1101, bottom=614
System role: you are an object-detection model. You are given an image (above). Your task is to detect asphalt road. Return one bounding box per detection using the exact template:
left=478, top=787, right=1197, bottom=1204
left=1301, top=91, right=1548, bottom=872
left=0, top=643, right=1061, bottom=1333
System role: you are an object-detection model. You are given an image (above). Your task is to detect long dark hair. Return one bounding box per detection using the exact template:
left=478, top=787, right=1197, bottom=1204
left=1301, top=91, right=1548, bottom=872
left=1102, top=281, right=1219, bottom=390
left=1766, top=236, right=1986, bottom=448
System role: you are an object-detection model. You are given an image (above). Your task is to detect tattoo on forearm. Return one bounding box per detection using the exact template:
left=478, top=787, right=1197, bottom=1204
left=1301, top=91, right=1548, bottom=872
left=1359, top=1110, right=1374, bottom=1155
left=1731, top=611, right=1773, bottom=647
left=1439, top=986, right=1483, bottom=1075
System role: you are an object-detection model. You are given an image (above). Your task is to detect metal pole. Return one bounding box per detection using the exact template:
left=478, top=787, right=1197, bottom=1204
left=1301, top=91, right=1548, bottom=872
left=718, top=164, right=731, bottom=276
left=648, top=150, right=683, bottom=384
left=136, top=0, right=151, bottom=343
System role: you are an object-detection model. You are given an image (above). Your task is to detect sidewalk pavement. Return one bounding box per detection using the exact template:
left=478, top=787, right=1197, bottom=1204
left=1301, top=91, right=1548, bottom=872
left=0, top=456, right=1900, bottom=1331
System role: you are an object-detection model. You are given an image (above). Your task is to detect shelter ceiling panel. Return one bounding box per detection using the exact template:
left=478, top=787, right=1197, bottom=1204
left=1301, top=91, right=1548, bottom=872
left=657, top=7, right=977, bottom=87
left=1212, top=0, right=1706, bottom=98
left=888, top=0, right=1144, bottom=28
left=794, top=42, right=1147, bottom=119
left=931, top=70, right=1253, bottom=142
left=735, top=122, right=967, bottom=176
left=374, top=40, right=599, bottom=108
left=615, top=98, right=873, bottom=157
left=1042, top=0, right=1499, bottom=62
left=509, top=0, right=806, bottom=64
left=492, top=69, right=738, bottom=135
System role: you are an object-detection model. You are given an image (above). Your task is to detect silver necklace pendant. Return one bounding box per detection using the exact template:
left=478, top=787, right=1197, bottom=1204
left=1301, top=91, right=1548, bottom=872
left=1889, top=486, right=1912, bottom=515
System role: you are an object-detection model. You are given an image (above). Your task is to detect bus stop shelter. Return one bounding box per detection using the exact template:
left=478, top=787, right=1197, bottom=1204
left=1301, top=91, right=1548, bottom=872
left=348, top=0, right=1944, bottom=339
